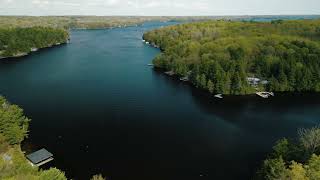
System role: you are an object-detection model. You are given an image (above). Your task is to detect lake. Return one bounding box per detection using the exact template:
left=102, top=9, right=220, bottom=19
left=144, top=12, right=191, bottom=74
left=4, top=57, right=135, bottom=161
left=0, top=21, right=320, bottom=180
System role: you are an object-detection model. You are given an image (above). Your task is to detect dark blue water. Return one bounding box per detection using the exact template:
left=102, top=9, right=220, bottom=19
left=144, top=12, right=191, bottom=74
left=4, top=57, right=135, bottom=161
left=0, top=21, right=320, bottom=180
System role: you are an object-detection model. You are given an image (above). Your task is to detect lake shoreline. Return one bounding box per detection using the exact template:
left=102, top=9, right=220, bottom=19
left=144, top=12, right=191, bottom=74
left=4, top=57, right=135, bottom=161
left=0, top=40, right=69, bottom=60
left=0, top=23, right=145, bottom=61
left=1, top=21, right=320, bottom=180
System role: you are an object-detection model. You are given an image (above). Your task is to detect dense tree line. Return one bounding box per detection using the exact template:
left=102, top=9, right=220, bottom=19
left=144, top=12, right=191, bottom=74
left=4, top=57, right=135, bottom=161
left=257, top=126, right=320, bottom=180
left=0, top=27, right=69, bottom=58
left=143, top=20, right=320, bottom=95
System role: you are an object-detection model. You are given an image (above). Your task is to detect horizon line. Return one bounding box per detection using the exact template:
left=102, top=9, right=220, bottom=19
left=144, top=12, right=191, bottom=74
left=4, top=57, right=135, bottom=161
left=1, top=14, right=320, bottom=17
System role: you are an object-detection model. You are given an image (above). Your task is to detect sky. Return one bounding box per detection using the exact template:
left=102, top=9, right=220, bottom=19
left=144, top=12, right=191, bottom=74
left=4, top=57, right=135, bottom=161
left=0, top=0, right=319, bottom=16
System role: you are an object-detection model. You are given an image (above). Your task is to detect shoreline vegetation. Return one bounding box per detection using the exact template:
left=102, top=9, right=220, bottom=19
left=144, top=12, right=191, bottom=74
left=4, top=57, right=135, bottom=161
left=257, top=126, right=320, bottom=180
left=0, top=27, right=70, bottom=59
left=0, top=96, right=106, bottom=180
left=1, top=15, right=319, bottom=60
left=0, top=96, right=68, bottom=179
left=143, top=19, right=320, bottom=95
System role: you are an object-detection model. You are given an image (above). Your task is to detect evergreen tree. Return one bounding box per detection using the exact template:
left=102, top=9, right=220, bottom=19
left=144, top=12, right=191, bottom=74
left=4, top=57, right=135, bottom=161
left=207, top=80, right=214, bottom=93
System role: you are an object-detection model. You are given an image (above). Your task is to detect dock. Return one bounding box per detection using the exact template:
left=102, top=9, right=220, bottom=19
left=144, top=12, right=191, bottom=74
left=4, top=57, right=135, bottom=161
left=26, top=148, right=54, bottom=167
left=214, top=94, right=223, bottom=99
left=256, top=92, right=274, bottom=98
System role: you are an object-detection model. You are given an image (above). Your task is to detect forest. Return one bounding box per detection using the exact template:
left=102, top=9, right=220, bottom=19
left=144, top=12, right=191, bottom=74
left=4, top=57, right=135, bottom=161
left=257, top=126, right=320, bottom=180
left=1, top=16, right=319, bottom=29
left=0, top=16, right=148, bottom=29
left=143, top=19, right=320, bottom=95
left=0, top=27, right=69, bottom=58
left=0, top=16, right=187, bottom=29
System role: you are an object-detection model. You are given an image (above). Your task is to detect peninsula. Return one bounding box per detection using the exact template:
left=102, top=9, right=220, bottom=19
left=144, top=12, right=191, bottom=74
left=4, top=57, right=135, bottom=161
left=143, top=19, right=320, bottom=95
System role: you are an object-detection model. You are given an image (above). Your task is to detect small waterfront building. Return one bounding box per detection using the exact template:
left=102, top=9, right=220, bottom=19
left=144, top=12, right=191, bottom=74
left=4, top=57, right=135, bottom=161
left=26, top=148, right=53, bottom=166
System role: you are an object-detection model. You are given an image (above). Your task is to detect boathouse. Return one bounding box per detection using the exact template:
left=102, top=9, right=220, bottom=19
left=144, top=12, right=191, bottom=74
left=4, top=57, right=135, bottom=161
left=26, top=148, right=53, bottom=166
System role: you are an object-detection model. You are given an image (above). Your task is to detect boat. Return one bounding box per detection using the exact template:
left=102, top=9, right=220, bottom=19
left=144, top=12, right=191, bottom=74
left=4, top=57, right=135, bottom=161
left=214, top=94, right=223, bottom=99
left=147, top=64, right=154, bottom=66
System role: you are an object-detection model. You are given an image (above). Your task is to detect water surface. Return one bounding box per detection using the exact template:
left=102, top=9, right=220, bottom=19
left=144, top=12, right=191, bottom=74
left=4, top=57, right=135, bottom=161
left=0, top=21, right=320, bottom=180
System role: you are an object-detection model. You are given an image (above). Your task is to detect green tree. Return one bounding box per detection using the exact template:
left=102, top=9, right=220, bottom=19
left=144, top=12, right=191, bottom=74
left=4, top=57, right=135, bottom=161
left=91, top=174, right=106, bottom=180
left=39, top=168, right=67, bottom=180
left=200, top=74, right=207, bottom=89
left=207, top=80, right=214, bottom=93
left=306, top=154, right=320, bottom=180
left=259, top=157, right=287, bottom=180
left=298, top=127, right=320, bottom=155
left=286, top=161, right=308, bottom=180
left=272, top=138, right=290, bottom=159
left=0, top=96, right=30, bottom=144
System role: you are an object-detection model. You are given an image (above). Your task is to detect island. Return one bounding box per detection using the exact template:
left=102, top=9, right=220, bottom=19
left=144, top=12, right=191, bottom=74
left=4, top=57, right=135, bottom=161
left=143, top=19, right=320, bottom=95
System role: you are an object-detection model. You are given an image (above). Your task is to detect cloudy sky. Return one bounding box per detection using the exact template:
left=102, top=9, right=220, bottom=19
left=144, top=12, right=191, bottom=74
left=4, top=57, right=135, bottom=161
left=0, top=0, right=319, bottom=16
